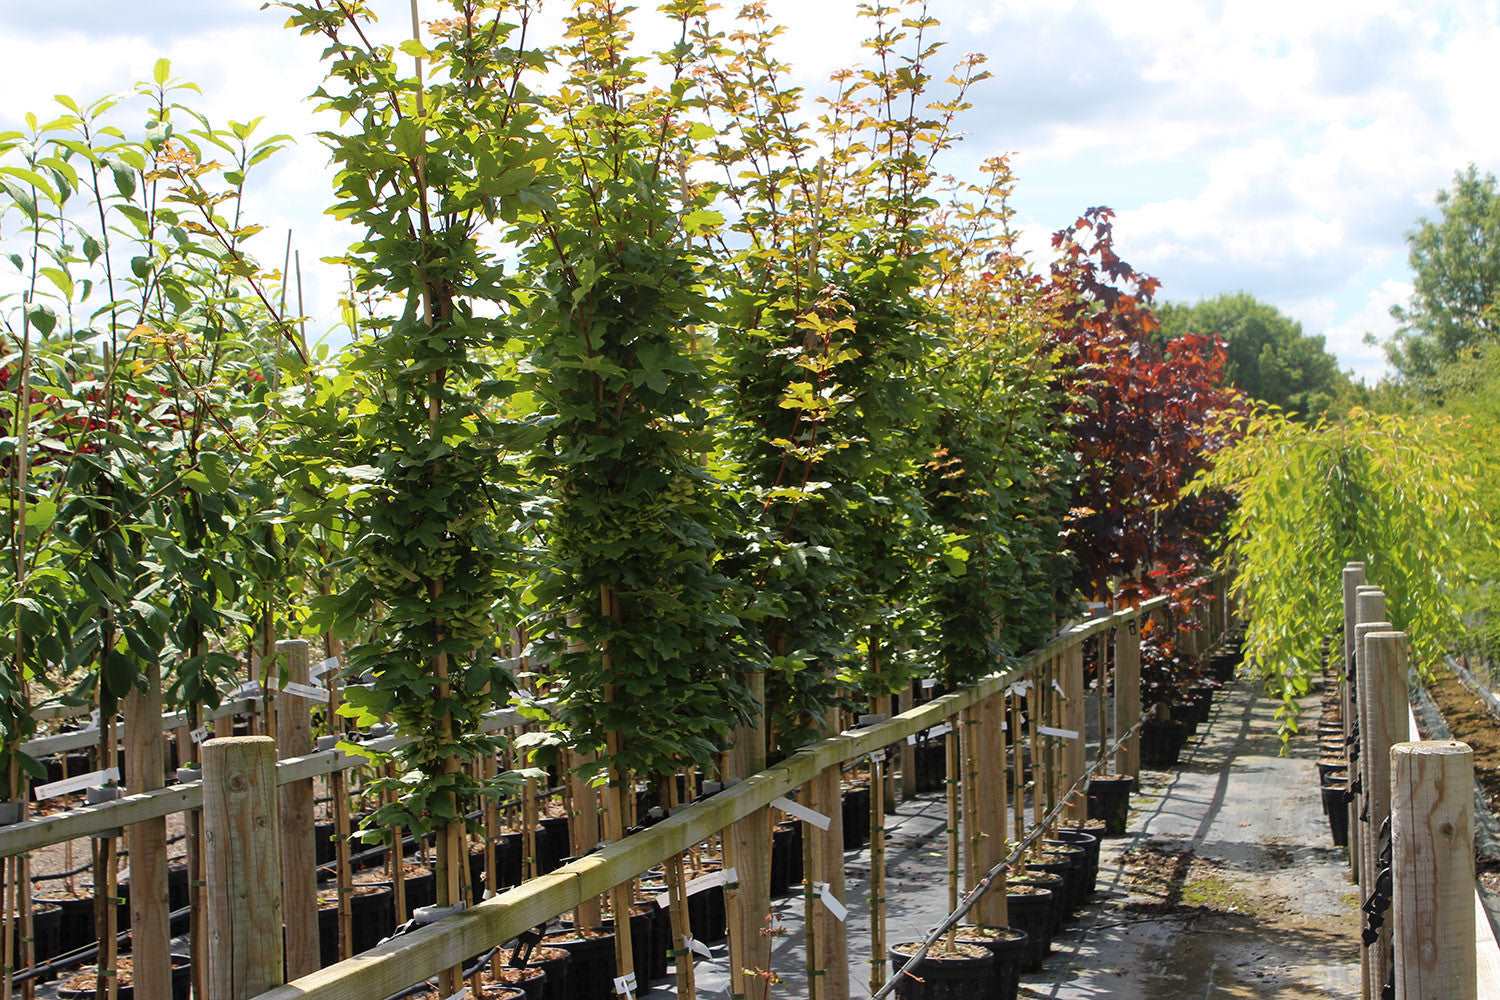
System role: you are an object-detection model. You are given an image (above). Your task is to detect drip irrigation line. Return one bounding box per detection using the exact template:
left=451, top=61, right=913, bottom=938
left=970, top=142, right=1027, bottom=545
left=871, top=713, right=1148, bottom=1000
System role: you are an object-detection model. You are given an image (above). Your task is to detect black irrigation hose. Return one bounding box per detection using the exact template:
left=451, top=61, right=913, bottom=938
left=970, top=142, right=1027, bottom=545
left=871, top=713, right=1149, bottom=1000
left=13, top=902, right=192, bottom=985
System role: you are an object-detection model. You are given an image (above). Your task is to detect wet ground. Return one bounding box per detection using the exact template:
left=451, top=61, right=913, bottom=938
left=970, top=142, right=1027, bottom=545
left=642, top=677, right=1361, bottom=998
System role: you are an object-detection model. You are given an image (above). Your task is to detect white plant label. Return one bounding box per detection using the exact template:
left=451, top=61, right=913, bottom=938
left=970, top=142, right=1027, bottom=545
left=920, top=678, right=937, bottom=689
left=231, top=680, right=262, bottom=699
left=816, top=882, right=847, bottom=922
left=311, top=656, right=340, bottom=679
left=36, top=767, right=118, bottom=801
left=655, top=868, right=731, bottom=909
left=613, top=972, right=637, bottom=998
left=684, top=935, right=713, bottom=959
left=1038, top=725, right=1080, bottom=740
left=282, top=682, right=331, bottom=703
left=190, top=727, right=209, bottom=744
left=772, top=796, right=831, bottom=831
left=905, top=734, right=917, bottom=746
left=1052, top=678, right=1067, bottom=698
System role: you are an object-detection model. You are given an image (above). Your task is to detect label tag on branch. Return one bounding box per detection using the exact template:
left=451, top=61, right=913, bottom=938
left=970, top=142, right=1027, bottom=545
left=1038, top=725, right=1080, bottom=740
left=311, top=656, right=340, bottom=680
left=1007, top=680, right=1033, bottom=697
left=36, top=767, right=119, bottom=801
left=920, top=678, right=937, bottom=689
left=1052, top=679, right=1067, bottom=699
left=815, top=882, right=847, bottom=922
left=190, top=727, right=209, bottom=744
left=684, top=935, right=713, bottom=959
left=282, top=682, right=330, bottom=703
left=613, top=972, right=637, bottom=998
left=230, top=680, right=262, bottom=699
left=772, top=796, right=831, bottom=830
left=655, top=868, right=731, bottom=909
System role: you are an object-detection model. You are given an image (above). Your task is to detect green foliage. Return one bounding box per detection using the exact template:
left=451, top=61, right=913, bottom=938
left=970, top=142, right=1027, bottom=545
left=280, top=0, right=542, bottom=836
left=517, top=0, right=754, bottom=779
left=1192, top=408, right=1496, bottom=733
left=1157, top=292, right=1348, bottom=418
left=1386, top=165, right=1500, bottom=380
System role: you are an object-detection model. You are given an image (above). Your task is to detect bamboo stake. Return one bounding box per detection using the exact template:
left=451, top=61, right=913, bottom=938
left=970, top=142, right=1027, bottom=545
left=801, top=777, right=821, bottom=1000
left=869, top=750, right=887, bottom=994
left=1010, top=693, right=1025, bottom=846
left=325, top=637, right=355, bottom=959
left=944, top=719, right=960, bottom=949
left=660, top=777, right=696, bottom=999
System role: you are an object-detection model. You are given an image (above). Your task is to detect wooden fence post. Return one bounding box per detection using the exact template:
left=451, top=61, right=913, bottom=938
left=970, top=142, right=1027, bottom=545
left=123, top=657, right=171, bottom=1000
left=203, top=736, right=284, bottom=999
left=723, top=673, right=772, bottom=1000
left=1060, top=642, right=1087, bottom=823
left=807, top=705, right=848, bottom=1000
left=972, top=693, right=1009, bottom=928
left=276, top=639, right=320, bottom=979
left=1353, top=612, right=1391, bottom=1000
left=1362, top=631, right=1409, bottom=1000
left=1114, top=619, right=1141, bottom=782
left=1341, top=563, right=1366, bottom=880
left=1390, top=740, right=1476, bottom=1000
left=1352, top=582, right=1386, bottom=890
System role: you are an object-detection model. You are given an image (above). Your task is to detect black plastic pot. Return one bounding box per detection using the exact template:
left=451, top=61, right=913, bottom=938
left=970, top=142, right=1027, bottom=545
left=1085, top=774, right=1133, bottom=836
left=544, top=930, right=617, bottom=1000
left=1016, top=872, right=1067, bottom=934
left=915, top=738, right=946, bottom=794
left=1053, top=827, right=1101, bottom=894
left=842, top=783, right=871, bottom=849
left=1141, top=718, right=1186, bottom=768
left=317, top=883, right=395, bottom=967
left=595, top=906, right=661, bottom=985
left=1004, top=885, right=1054, bottom=971
left=1025, top=856, right=1080, bottom=915
left=32, top=891, right=118, bottom=954
left=951, top=925, right=1027, bottom=1000
left=1041, top=841, right=1090, bottom=908
left=537, top=817, right=572, bottom=875
left=888, top=941, right=995, bottom=999
left=480, top=963, right=547, bottom=999
left=56, top=952, right=191, bottom=1000
left=1322, top=783, right=1350, bottom=847
left=771, top=822, right=798, bottom=898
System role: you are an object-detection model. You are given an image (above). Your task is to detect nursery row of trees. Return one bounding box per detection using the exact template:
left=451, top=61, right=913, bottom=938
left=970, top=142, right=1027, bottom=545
left=0, top=3, right=1239, bottom=979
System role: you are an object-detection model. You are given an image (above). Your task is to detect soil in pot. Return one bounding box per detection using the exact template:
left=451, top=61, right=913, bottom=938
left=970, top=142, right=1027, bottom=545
left=595, top=904, right=660, bottom=986
left=887, top=940, right=994, bottom=1000
left=479, top=962, right=547, bottom=1000
left=496, top=944, right=570, bottom=1000
left=1004, top=883, right=1053, bottom=972
left=543, top=927, right=617, bottom=1000
left=57, top=953, right=192, bottom=1000
left=415, top=987, right=523, bottom=1000
left=1085, top=773, right=1132, bottom=836
left=951, top=924, right=1027, bottom=1000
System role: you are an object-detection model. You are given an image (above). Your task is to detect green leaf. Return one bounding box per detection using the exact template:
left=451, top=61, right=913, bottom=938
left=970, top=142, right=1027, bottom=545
left=681, top=208, right=724, bottom=235
left=153, top=58, right=171, bottom=85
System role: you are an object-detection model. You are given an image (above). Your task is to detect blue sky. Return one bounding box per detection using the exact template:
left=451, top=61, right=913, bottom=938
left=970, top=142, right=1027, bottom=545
left=5, top=0, right=1498, bottom=382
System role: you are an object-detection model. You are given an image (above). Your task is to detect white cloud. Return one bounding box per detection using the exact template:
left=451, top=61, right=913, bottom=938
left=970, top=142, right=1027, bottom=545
left=3, top=0, right=1494, bottom=375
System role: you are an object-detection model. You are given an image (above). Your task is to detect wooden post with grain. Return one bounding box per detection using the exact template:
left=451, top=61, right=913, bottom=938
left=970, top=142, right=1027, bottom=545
left=203, top=736, right=285, bottom=999
left=1389, top=740, right=1476, bottom=1000
left=1341, top=563, right=1366, bottom=879
left=971, top=692, right=1010, bottom=928
left=275, top=639, right=319, bottom=978
left=723, top=670, right=772, bottom=1000
left=807, top=705, right=849, bottom=1000
left=123, top=656, right=172, bottom=1000
left=1122, top=617, right=1140, bottom=779
left=1360, top=630, right=1409, bottom=1000
left=1060, top=641, right=1087, bottom=823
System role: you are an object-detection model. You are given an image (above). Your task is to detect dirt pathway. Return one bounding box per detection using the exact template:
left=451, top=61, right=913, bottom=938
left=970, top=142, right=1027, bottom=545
left=1019, top=678, right=1360, bottom=998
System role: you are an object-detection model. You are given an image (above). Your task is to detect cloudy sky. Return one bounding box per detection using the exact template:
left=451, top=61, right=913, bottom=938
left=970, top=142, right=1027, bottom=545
left=5, top=0, right=1497, bottom=381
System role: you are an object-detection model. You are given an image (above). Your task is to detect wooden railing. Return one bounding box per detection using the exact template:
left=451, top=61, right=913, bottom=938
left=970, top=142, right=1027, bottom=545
left=1337, top=563, right=1500, bottom=999
left=0, top=579, right=1231, bottom=1000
